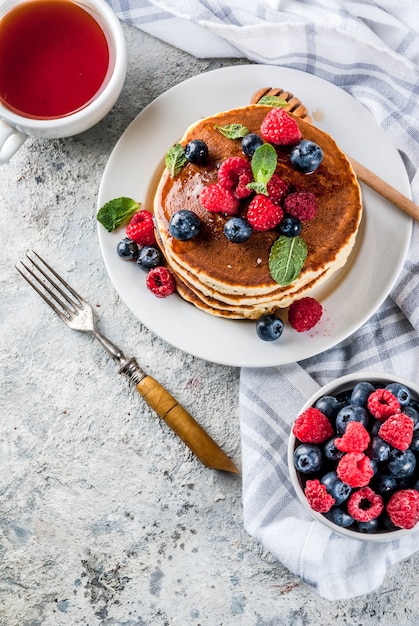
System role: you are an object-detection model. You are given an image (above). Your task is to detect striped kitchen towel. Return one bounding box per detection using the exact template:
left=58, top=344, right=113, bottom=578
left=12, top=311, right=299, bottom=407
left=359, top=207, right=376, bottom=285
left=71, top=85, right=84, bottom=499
left=108, top=0, right=419, bottom=600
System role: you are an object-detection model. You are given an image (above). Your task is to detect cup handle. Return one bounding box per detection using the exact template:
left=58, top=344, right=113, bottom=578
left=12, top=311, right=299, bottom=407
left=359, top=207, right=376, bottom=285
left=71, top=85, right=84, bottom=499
left=0, top=119, right=27, bottom=165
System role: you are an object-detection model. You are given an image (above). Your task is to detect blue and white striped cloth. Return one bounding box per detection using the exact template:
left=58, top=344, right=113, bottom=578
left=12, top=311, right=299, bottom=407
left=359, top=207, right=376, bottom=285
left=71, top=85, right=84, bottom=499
left=108, top=0, right=419, bottom=600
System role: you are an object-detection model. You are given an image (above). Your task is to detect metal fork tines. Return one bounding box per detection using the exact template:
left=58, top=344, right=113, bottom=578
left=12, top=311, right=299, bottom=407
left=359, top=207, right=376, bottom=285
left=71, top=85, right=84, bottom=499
left=17, top=250, right=93, bottom=331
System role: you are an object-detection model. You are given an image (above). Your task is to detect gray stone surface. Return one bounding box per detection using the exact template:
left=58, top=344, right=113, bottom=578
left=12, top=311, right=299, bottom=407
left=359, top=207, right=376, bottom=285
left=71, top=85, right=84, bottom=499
left=1, top=22, right=419, bottom=626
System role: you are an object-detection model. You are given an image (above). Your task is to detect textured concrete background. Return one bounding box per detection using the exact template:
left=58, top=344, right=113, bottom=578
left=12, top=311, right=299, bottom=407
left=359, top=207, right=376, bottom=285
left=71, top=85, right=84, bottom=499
left=1, top=23, right=419, bottom=626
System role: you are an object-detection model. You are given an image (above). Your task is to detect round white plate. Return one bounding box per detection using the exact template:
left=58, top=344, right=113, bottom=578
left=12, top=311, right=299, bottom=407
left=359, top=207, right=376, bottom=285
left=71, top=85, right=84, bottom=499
left=97, top=64, right=412, bottom=368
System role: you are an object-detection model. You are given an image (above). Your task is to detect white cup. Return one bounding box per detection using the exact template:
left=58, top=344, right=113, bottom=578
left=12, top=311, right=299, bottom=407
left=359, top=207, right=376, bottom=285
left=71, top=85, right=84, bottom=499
left=0, top=0, right=127, bottom=165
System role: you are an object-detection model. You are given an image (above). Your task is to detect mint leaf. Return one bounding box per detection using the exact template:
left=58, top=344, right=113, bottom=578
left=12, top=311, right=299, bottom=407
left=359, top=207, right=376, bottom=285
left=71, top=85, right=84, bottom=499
left=246, top=181, right=268, bottom=195
left=166, top=144, right=187, bottom=177
left=214, top=123, right=249, bottom=139
left=269, top=236, right=308, bottom=286
left=251, top=143, right=277, bottom=185
left=97, top=197, right=140, bottom=232
left=258, top=96, right=289, bottom=107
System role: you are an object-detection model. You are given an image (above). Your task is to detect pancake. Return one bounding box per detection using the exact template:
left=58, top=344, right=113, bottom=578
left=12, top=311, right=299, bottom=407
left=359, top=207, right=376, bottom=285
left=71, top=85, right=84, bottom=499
left=153, top=104, right=362, bottom=319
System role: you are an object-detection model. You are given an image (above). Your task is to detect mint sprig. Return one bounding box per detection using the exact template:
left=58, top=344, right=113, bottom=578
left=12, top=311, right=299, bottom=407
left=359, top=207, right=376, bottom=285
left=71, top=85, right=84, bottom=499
left=247, top=143, right=277, bottom=195
left=269, top=236, right=308, bottom=286
left=97, top=197, right=140, bottom=232
left=214, top=123, right=249, bottom=139
left=258, top=96, right=289, bottom=107
left=165, top=144, right=187, bottom=177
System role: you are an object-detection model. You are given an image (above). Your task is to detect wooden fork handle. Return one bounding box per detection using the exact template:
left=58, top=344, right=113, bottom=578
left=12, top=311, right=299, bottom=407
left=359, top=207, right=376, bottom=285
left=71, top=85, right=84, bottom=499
left=136, top=375, right=239, bottom=474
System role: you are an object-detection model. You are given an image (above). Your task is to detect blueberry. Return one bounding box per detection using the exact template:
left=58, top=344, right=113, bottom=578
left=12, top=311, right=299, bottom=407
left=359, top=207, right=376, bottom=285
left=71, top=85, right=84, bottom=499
left=403, top=405, right=419, bottom=431
left=323, top=437, right=345, bottom=462
left=409, top=432, right=419, bottom=452
left=385, top=382, right=411, bottom=406
left=293, top=443, right=323, bottom=474
left=278, top=216, right=302, bottom=238
left=241, top=133, right=263, bottom=158
left=136, top=245, right=163, bottom=271
left=321, top=471, right=351, bottom=505
left=184, top=139, right=208, bottom=164
left=224, top=217, right=252, bottom=243
left=315, top=395, right=342, bottom=420
left=335, top=404, right=369, bottom=434
left=368, top=436, right=391, bottom=462
left=371, top=474, right=397, bottom=496
left=325, top=506, right=354, bottom=528
left=256, top=314, right=284, bottom=342
left=357, top=519, right=379, bottom=534
left=387, top=449, right=416, bottom=478
left=116, top=238, right=138, bottom=261
left=370, top=420, right=381, bottom=437
left=169, top=210, right=201, bottom=241
left=290, top=139, right=324, bottom=174
left=350, top=381, right=376, bottom=407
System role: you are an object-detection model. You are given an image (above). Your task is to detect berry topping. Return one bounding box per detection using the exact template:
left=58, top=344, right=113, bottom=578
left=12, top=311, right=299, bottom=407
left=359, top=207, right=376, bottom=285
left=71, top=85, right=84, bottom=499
left=347, top=487, right=384, bottom=522
left=184, top=139, right=208, bottom=164
left=255, top=313, right=284, bottom=342
left=260, top=108, right=302, bottom=146
left=292, top=407, right=333, bottom=444
left=169, top=209, right=201, bottom=241
left=288, top=297, right=323, bottom=332
left=278, top=216, right=302, bottom=238
left=126, top=210, right=156, bottom=246
left=246, top=195, right=284, bottom=231
left=367, top=388, right=401, bottom=421
left=145, top=266, right=176, bottom=298
left=217, top=156, right=253, bottom=199
left=304, top=479, right=335, bottom=513
left=200, top=183, right=239, bottom=215
left=290, top=139, right=324, bottom=173
left=386, top=489, right=419, bottom=529
left=241, top=133, right=264, bottom=158
left=336, top=452, right=375, bottom=488
left=335, top=421, right=370, bottom=453
left=283, top=191, right=318, bottom=222
left=116, top=238, right=139, bottom=261
left=224, top=217, right=252, bottom=243
left=293, top=443, right=323, bottom=474
left=136, top=245, right=163, bottom=271
left=266, top=173, right=289, bottom=205
left=378, top=413, right=414, bottom=451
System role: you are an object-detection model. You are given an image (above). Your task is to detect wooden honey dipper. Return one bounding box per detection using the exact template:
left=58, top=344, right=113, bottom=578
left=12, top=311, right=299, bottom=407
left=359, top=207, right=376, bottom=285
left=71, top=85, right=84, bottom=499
left=251, top=87, right=419, bottom=222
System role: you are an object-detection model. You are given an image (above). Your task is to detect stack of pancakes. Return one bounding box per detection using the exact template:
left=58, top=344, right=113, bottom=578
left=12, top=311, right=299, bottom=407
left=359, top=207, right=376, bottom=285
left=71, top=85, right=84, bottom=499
left=153, top=104, right=362, bottom=319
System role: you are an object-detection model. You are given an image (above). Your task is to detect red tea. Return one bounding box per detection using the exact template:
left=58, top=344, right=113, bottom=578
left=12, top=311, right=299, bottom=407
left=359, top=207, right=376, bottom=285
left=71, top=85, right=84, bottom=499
left=0, top=0, right=110, bottom=119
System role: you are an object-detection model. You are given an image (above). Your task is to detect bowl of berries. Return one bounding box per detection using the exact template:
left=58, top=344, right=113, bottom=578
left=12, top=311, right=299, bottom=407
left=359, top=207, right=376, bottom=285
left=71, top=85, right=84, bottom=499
left=288, top=372, right=419, bottom=540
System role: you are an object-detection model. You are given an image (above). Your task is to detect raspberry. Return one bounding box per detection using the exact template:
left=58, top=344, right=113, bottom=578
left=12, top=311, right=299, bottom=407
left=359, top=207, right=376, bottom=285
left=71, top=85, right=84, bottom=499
left=304, top=479, right=335, bottom=513
left=266, top=173, right=289, bottom=206
left=347, top=487, right=384, bottom=522
left=126, top=210, right=156, bottom=246
left=336, top=452, right=374, bottom=488
left=283, top=191, right=318, bottom=222
left=292, top=407, right=333, bottom=444
left=367, top=388, right=401, bottom=421
left=288, top=297, right=323, bottom=332
left=260, top=108, right=302, bottom=146
left=200, top=183, right=239, bottom=215
left=335, top=421, right=370, bottom=453
left=217, top=157, right=253, bottom=199
left=378, top=413, right=413, bottom=450
left=145, top=266, right=176, bottom=297
left=246, top=194, right=283, bottom=231
left=386, top=489, right=419, bottom=529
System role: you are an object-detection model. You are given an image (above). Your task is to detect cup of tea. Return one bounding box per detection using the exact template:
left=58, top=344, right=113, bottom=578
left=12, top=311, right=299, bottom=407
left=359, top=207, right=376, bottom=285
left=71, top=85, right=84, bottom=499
left=0, top=0, right=127, bottom=164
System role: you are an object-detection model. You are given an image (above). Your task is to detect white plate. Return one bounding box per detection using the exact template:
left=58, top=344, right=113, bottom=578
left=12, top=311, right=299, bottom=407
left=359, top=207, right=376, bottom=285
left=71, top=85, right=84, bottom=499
left=97, top=65, right=412, bottom=368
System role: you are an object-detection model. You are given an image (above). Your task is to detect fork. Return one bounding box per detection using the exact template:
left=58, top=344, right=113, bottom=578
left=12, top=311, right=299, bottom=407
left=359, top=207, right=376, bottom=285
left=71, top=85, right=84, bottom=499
left=16, top=251, right=239, bottom=475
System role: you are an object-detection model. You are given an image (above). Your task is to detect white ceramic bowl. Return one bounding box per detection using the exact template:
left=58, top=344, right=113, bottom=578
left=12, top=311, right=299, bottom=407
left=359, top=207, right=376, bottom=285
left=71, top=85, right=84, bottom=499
left=288, top=372, right=419, bottom=541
